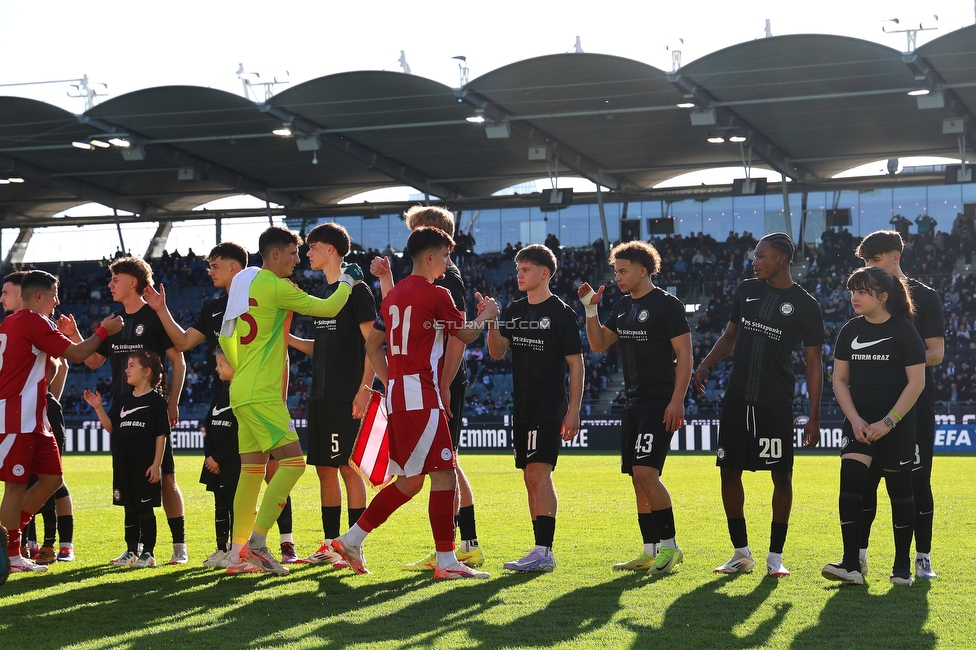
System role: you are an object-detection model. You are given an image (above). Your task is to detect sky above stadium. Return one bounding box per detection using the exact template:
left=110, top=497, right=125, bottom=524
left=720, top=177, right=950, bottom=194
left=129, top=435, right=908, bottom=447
left=2, top=1, right=974, bottom=262
left=4, top=0, right=972, bottom=109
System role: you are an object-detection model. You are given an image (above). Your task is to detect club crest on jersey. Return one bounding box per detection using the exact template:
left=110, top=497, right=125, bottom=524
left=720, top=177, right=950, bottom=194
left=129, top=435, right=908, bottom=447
left=288, top=421, right=297, bottom=433
left=135, top=324, right=145, bottom=336
left=113, top=489, right=121, bottom=501
left=441, top=447, right=453, bottom=461
left=716, top=447, right=726, bottom=460
left=638, top=309, right=649, bottom=322
left=841, top=436, right=850, bottom=449
left=12, top=463, right=25, bottom=477
left=779, top=302, right=794, bottom=316
left=539, top=317, right=551, bottom=329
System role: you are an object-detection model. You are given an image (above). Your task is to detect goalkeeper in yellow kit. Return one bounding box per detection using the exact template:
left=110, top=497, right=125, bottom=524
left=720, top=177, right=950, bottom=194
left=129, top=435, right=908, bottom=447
left=219, top=226, right=364, bottom=574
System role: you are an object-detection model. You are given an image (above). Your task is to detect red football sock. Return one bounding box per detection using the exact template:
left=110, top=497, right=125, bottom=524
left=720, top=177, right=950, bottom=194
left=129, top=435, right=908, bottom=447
left=7, top=528, right=22, bottom=557
left=429, top=490, right=456, bottom=552
left=358, top=483, right=412, bottom=532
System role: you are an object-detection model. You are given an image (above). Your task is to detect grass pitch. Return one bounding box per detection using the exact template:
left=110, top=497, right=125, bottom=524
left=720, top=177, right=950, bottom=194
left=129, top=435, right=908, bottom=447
left=1, top=452, right=972, bottom=649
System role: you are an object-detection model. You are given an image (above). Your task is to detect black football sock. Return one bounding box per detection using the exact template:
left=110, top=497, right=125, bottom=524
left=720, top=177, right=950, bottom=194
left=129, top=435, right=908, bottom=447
left=456, top=505, right=478, bottom=542
left=858, top=463, right=882, bottom=548
left=322, top=506, right=341, bottom=539
left=534, top=516, right=555, bottom=549
left=728, top=517, right=748, bottom=549
left=167, top=516, right=186, bottom=545
left=652, top=507, right=677, bottom=544
left=769, top=521, right=788, bottom=555
left=886, top=470, right=915, bottom=573
left=638, top=512, right=660, bottom=545
left=911, top=468, right=934, bottom=555
left=839, top=459, right=869, bottom=571
left=276, top=496, right=293, bottom=535
left=347, top=508, right=366, bottom=532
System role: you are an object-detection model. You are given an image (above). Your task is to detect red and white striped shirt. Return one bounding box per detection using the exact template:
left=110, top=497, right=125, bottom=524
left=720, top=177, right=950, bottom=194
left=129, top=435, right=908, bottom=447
left=381, top=276, right=465, bottom=413
left=0, top=310, right=71, bottom=434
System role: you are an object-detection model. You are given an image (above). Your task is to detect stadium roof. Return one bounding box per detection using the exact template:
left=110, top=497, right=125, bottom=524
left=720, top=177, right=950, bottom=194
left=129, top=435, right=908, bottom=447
left=0, top=27, right=974, bottom=227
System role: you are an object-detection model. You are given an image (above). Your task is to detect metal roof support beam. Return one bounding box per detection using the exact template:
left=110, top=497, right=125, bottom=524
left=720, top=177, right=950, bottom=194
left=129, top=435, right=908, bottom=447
left=145, top=221, right=172, bottom=260
left=457, top=90, right=628, bottom=192
left=4, top=227, right=32, bottom=267
left=667, top=72, right=816, bottom=182
left=78, top=116, right=302, bottom=209
left=0, top=153, right=153, bottom=216
left=259, top=105, right=465, bottom=200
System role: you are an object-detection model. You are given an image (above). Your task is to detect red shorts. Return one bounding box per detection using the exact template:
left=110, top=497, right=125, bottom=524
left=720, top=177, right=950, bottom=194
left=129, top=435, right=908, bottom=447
left=0, top=431, right=63, bottom=483
left=387, top=409, right=456, bottom=477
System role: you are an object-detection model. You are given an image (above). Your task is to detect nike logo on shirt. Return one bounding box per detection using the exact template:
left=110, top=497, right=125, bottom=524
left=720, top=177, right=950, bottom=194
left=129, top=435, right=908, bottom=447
left=212, top=312, right=223, bottom=318
left=746, top=297, right=760, bottom=302
left=850, top=336, right=893, bottom=350
left=212, top=406, right=233, bottom=416
left=120, top=406, right=149, bottom=418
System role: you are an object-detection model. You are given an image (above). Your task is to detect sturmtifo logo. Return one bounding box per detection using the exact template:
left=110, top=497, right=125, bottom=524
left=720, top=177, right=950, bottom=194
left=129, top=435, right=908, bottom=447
left=441, top=447, right=453, bottom=461
left=779, top=302, right=794, bottom=316
left=135, top=324, right=145, bottom=336
left=539, top=317, right=551, bottom=329
left=716, top=447, right=726, bottom=460
left=638, top=309, right=649, bottom=322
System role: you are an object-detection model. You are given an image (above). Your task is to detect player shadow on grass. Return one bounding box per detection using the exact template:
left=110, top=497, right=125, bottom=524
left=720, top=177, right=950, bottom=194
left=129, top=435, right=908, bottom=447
left=789, top=579, right=936, bottom=649
left=621, top=574, right=785, bottom=649
left=462, top=573, right=639, bottom=649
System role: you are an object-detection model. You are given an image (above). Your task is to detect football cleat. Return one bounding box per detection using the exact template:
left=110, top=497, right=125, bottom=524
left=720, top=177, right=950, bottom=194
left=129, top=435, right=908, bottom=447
left=297, top=542, right=342, bottom=565
left=503, top=548, right=556, bottom=573
left=225, top=559, right=263, bottom=575
left=614, top=552, right=657, bottom=571
left=10, top=556, right=49, bottom=573
left=766, top=553, right=790, bottom=578
left=132, top=553, right=157, bottom=568
left=169, top=543, right=189, bottom=565
left=202, top=549, right=228, bottom=568
left=111, top=550, right=139, bottom=567
left=57, top=547, right=75, bottom=562
left=821, top=562, right=864, bottom=585
left=456, top=545, right=486, bottom=567
left=331, top=537, right=369, bottom=574
left=915, top=555, right=937, bottom=579
left=35, top=546, right=57, bottom=565
left=402, top=551, right=438, bottom=572
left=649, top=546, right=683, bottom=574
left=433, top=561, right=490, bottom=580
left=280, top=542, right=299, bottom=565
left=241, top=545, right=289, bottom=575
left=890, top=567, right=914, bottom=586
left=714, top=551, right=756, bottom=574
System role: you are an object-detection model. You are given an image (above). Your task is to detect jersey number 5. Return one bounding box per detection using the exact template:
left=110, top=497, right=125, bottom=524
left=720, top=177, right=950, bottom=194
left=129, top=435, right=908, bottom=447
left=240, top=298, right=259, bottom=345
left=388, top=304, right=412, bottom=356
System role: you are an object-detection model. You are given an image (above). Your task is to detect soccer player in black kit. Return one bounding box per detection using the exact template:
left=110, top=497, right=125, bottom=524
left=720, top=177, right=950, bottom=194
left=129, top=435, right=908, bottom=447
left=693, top=233, right=824, bottom=578
left=579, top=240, right=693, bottom=574
left=67, top=257, right=189, bottom=565
left=854, top=230, right=944, bottom=580
left=823, top=266, right=925, bottom=586
left=487, top=244, right=584, bottom=573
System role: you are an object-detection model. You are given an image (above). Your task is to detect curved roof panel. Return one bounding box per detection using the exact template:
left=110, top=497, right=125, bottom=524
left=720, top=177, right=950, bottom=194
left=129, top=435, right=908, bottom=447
left=0, top=27, right=973, bottom=226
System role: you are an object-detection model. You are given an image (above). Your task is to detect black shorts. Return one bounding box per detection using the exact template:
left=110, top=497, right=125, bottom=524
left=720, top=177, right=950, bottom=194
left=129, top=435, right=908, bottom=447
left=161, top=435, right=175, bottom=475
left=112, top=437, right=163, bottom=508
left=514, top=421, right=562, bottom=469
left=841, top=414, right=917, bottom=471
left=621, top=401, right=675, bottom=475
left=306, top=401, right=360, bottom=467
left=717, top=398, right=795, bottom=471
left=447, top=376, right=466, bottom=450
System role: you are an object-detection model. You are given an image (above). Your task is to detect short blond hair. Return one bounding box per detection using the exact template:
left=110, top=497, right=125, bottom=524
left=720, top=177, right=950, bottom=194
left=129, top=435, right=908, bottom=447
left=403, top=206, right=455, bottom=238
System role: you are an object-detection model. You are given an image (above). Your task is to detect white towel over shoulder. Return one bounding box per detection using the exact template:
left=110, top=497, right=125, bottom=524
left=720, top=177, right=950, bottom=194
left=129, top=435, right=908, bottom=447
left=220, top=266, right=261, bottom=338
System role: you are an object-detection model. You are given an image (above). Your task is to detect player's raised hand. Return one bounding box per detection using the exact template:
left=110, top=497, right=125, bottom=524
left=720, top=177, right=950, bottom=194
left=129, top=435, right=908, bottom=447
left=339, top=262, right=364, bottom=286
left=577, top=282, right=605, bottom=306
left=101, top=313, right=124, bottom=336
left=57, top=313, right=79, bottom=339
left=369, top=256, right=391, bottom=279
left=475, top=292, right=499, bottom=320
left=143, top=283, right=167, bottom=311
left=83, top=389, right=103, bottom=409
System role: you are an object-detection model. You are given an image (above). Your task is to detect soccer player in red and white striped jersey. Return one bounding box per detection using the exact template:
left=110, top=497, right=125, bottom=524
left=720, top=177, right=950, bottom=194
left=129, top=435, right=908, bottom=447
left=331, top=227, right=499, bottom=579
left=0, top=270, right=123, bottom=574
